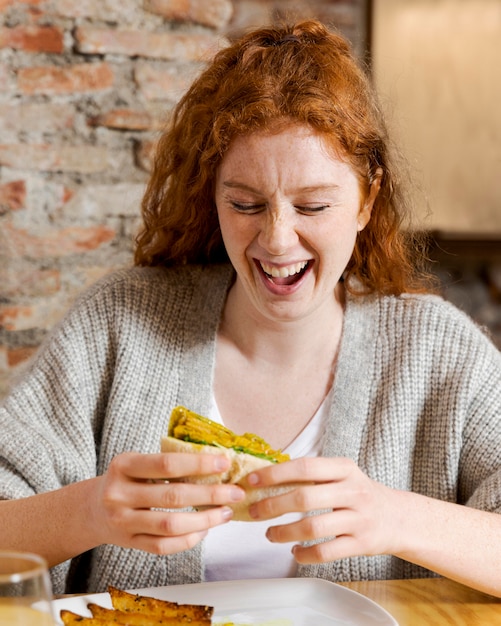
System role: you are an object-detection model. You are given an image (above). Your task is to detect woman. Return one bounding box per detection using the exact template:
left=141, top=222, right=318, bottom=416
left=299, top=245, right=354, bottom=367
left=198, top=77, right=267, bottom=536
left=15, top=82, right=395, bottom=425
left=1, top=20, right=501, bottom=597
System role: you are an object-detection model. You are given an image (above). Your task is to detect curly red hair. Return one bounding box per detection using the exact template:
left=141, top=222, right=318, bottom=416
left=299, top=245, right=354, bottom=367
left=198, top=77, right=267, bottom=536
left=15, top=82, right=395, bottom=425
left=134, top=19, right=433, bottom=295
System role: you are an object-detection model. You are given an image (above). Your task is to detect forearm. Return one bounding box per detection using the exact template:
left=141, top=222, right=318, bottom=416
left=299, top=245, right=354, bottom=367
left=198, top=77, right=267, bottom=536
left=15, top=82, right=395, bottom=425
left=0, top=451, right=242, bottom=571
left=391, top=489, right=501, bottom=597
left=0, top=477, right=103, bottom=568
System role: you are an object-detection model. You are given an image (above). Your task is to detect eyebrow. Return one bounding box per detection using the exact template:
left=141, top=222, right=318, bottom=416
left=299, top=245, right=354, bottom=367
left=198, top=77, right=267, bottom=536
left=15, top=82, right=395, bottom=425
left=222, top=181, right=341, bottom=194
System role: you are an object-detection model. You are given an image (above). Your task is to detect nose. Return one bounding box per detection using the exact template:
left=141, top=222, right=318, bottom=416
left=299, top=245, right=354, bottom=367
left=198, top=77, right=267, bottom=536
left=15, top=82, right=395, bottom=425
left=257, top=205, right=299, bottom=255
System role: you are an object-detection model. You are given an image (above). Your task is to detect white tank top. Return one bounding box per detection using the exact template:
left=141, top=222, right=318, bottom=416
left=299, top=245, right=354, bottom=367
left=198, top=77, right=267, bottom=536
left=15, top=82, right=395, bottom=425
left=203, top=391, right=331, bottom=581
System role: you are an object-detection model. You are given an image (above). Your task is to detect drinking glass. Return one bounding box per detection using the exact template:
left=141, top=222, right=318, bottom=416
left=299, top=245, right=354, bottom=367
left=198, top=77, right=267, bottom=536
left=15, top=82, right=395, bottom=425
left=0, top=551, right=55, bottom=625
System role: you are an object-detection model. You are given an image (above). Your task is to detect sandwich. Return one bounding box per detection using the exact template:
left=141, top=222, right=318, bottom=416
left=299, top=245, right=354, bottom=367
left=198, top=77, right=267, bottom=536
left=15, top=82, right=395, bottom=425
left=160, top=406, right=297, bottom=521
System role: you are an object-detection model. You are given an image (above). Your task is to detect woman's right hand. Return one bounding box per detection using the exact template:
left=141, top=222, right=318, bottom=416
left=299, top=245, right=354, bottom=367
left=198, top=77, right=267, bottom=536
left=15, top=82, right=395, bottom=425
left=90, top=451, right=245, bottom=555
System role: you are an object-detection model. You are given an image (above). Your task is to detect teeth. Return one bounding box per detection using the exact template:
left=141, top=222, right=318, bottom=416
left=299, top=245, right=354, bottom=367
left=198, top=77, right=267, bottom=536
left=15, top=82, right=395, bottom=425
left=260, top=261, right=308, bottom=278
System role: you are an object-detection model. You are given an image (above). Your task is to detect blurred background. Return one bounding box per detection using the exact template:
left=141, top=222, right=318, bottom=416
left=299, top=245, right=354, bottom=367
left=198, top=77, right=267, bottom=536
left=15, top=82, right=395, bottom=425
left=0, top=0, right=500, bottom=398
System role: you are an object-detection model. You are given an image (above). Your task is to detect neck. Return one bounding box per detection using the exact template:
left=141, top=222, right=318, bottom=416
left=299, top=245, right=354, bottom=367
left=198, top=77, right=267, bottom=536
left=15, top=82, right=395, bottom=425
left=219, top=281, right=345, bottom=368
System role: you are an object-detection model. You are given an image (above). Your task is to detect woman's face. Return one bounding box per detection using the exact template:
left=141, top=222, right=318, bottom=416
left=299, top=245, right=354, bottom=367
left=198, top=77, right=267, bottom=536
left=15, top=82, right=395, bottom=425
left=214, top=124, right=379, bottom=324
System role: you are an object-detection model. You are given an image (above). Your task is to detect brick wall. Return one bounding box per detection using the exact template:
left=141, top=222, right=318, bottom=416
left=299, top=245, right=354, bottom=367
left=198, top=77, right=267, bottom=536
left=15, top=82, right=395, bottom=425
left=0, top=1, right=367, bottom=397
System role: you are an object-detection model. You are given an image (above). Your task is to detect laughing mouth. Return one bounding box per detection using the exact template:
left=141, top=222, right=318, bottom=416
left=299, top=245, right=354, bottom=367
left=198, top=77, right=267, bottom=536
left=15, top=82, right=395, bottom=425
left=259, top=260, right=310, bottom=285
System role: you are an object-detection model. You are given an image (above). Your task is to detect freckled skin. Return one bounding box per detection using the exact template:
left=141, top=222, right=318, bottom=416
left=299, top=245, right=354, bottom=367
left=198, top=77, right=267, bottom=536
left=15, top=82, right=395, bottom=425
left=214, top=124, right=376, bottom=326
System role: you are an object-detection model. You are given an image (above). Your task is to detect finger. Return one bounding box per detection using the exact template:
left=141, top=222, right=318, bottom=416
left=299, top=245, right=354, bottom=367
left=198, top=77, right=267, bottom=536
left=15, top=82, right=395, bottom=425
left=117, top=480, right=245, bottom=510
left=292, top=535, right=361, bottom=564
left=131, top=530, right=208, bottom=556
left=268, top=508, right=380, bottom=565
left=127, top=505, right=235, bottom=538
left=266, top=509, right=353, bottom=544
left=249, top=483, right=354, bottom=520
left=111, top=452, right=231, bottom=481
left=244, top=457, right=356, bottom=488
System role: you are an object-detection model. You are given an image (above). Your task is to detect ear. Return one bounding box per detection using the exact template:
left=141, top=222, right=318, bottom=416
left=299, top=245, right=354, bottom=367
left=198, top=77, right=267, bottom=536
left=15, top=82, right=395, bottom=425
left=357, top=168, right=382, bottom=231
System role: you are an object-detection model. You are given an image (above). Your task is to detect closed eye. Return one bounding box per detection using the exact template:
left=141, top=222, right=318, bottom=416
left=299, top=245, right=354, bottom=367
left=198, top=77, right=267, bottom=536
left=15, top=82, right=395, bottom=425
left=230, top=201, right=330, bottom=214
left=231, top=201, right=265, bottom=213
left=295, top=205, right=330, bottom=214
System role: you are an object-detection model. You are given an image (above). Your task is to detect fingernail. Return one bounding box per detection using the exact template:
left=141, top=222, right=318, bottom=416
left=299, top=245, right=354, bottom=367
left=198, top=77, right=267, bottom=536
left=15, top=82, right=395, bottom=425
left=221, top=507, right=233, bottom=521
left=248, top=504, right=259, bottom=519
left=247, top=472, right=259, bottom=486
left=214, top=456, right=229, bottom=471
left=230, top=486, right=245, bottom=501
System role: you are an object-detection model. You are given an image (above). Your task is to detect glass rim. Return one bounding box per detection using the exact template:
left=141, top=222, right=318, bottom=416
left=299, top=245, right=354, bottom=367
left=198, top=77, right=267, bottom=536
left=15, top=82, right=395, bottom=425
left=0, top=551, right=48, bottom=584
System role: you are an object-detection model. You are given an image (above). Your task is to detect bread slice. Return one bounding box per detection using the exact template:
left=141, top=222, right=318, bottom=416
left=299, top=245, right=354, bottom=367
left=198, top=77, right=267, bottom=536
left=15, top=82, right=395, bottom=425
left=160, top=436, right=296, bottom=521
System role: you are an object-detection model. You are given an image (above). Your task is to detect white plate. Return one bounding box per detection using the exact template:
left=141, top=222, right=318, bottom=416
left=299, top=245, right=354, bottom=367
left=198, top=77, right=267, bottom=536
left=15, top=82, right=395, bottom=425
left=52, top=577, right=398, bottom=625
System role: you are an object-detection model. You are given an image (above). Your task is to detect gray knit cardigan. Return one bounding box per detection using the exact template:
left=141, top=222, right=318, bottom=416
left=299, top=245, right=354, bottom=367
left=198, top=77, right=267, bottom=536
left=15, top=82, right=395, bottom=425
left=1, top=265, right=500, bottom=594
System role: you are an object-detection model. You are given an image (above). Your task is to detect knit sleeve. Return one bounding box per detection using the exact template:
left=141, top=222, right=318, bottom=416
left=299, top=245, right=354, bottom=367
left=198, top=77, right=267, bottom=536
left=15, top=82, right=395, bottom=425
left=457, top=329, right=501, bottom=514
left=0, top=273, right=123, bottom=594
left=0, top=275, right=119, bottom=500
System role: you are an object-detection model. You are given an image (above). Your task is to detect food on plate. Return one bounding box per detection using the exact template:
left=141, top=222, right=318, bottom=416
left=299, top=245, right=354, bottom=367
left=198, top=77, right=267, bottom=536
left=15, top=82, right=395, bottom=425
left=161, top=406, right=298, bottom=521
left=58, top=586, right=292, bottom=625
left=109, top=586, right=213, bottom=621
left=59, top=586, right=213, bottom=625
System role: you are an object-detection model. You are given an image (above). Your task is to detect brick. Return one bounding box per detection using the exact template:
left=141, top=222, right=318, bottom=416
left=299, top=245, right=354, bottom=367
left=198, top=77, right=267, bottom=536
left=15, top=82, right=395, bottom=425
left=7, top=346, right=39, bottom=368
left=0, top=180, right=26, bottom=212
left=90, top=106, right=167, bottom=130
left=88, top=108, right=155, bottom=131
left=0, top=268, right=61, bottom=298
left=0, top=144, right=109, bottom=173
left=0, top=25, right=64, bottom=53
left=144, top=0, right=233, bottom=29
left=0, top=341, right=42, bottom=399
left=134, top=62, right=193, bottom=101
left=1, top=176, right=74, bottom=220
left=74, top=26, right=221, bottom=61
left=17, top=62, right=114, bottom=95
left=63, top=183, right=145, bottom=219
left=0, top=103, right=75, bottom=135
left=0, top=0, right=44, bottom=9
left=53, top=0, right=150, bottom=21
left=1, top=222, right=116, bottom=259
left=0, top=299, right=70, bottom=332
left=0, top=305, right=34, bottom=332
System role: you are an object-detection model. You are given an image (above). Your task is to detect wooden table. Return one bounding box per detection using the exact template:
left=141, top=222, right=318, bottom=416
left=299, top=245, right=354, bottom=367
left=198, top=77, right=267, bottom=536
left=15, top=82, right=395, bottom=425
left=340, top=578, right=501, bottom=625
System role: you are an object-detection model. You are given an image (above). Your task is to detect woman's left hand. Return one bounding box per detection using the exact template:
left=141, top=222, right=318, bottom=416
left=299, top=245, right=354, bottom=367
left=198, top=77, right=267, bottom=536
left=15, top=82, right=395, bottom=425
left=244, top=456, right=501, bottom=598
left=243, top=456, right=400, bottom=564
